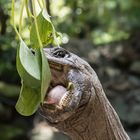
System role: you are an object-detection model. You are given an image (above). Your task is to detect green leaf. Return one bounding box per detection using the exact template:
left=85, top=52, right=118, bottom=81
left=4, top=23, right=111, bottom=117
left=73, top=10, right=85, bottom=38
left=40, top=48, right=51, bottom=102
left=30, top=10, right=54, bottom=48
left=16, top=39, right=41, bottom=88
left=15, top=82, right=40, bottom=116
left=16, top=40, right=51, bottom=115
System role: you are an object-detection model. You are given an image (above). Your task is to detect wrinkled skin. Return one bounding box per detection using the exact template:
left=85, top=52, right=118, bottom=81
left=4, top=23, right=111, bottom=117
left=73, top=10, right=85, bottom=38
left=40, top=47, right=130, bottom=140
left=40, top=47, right=92, bottom=123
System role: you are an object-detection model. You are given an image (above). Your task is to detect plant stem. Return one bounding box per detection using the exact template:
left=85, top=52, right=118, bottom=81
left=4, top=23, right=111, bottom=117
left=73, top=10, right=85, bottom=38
left=19, top=0, right=25, bottom=35
left=37, top=0, right=43, bottom=9
left=42, top=0, right=45, bottom=9
left=52, top=25, right=60, bottom=47
left=32, top=0, right=43, bottom=48
left=11, top=0, right=21, bottom=40
left=25, top=0, right=32, bottom=18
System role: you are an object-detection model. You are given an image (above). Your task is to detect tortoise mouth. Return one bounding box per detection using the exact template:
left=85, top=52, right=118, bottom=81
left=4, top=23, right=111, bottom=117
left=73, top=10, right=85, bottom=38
left=43, top=85, right=67, bottom=110
left=42, top=84, right=75, bottom=111
left=39, top=61, right=75, bottom=123
left=43, top=60, right=71, bottom=107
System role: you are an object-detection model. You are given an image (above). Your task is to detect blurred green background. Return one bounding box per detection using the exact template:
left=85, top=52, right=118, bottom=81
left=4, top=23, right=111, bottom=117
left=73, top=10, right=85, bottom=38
left=0, top=0, right=140, bottom=140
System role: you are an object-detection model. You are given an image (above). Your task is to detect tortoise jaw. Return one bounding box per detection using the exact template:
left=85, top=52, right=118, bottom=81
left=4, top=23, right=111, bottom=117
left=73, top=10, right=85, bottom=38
left=39, top=61, right=76, bottom=123
left=40, top=48, right=85, bottom=123
left=42, top=61, right=69, bottom=110
left=40, top=88, right=75, bottom=123
left=48, top=61, right=63, bottom=71
left=42, top=85, right=67, bottom=110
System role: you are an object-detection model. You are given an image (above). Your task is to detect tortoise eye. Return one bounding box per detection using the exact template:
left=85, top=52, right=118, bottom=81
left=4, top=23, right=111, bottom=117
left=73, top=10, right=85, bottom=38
left=53, top=50, right=70, bottom=58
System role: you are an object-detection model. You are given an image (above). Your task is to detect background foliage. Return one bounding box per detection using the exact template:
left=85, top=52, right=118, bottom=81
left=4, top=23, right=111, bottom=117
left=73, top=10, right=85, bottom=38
left=0, top=0, right=140, bottom=140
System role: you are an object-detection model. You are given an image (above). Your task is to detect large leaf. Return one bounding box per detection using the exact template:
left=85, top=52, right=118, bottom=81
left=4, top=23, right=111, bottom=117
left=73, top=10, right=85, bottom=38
left=30, top=10, right=54, bottom=48
left=16, top=39, right=41, bottom=88
left=15, top=82, right=40, bottom=116
left=40, top=48, right=51, bottom=102
left=16, top=40, right=51, bottom=115
left=15, top=10, right=53, bottom=116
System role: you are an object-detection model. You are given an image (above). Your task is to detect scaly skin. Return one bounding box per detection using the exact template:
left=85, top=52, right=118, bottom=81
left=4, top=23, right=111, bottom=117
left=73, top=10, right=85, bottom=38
left=40, top=47, right=130, bottom=140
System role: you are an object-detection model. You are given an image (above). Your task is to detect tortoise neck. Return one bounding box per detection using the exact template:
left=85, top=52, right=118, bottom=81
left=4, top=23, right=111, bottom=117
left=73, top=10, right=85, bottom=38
left=56, top=88, right=130, bottom=140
